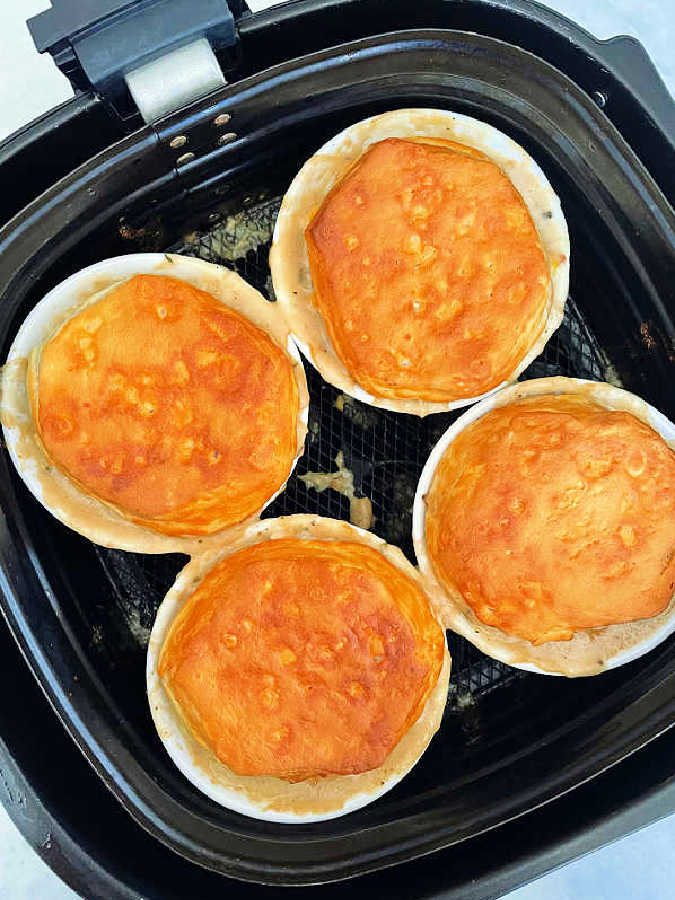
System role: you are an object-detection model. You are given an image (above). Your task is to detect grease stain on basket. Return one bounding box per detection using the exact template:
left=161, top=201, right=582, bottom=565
left=124, top=604, right=152, bottom=645
left=189, top=200, right=280, bottom=263
left=640, top=321, right=657, bottom=352
left=599, top=354, right=623, bottom=388
left=118, top=217, right=165, bottom=250
left=384, top=471, right=418, bottom=546
left=334, top=393, right=379, bottom=429
left=334, top=392, right=380, bottom=429
left=307, top=418, right=320, bottom=442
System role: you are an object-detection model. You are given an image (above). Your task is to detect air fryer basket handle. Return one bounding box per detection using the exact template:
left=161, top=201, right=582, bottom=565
left=26, top=0, right=243, bottom=122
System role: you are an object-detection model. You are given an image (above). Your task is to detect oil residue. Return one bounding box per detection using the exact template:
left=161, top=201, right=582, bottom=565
left=334, top=393, right=379, bottom=429
left=189, top=199, right=280, bottom=262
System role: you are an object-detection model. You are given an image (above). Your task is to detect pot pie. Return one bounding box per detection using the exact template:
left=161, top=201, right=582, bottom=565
left=271, top=109, right=569, bottom=415
left=1, top=254, right=308, bottom=553
left=413, top=377, right=675, bottom=676
left=148, top=515, right=450, bottom=822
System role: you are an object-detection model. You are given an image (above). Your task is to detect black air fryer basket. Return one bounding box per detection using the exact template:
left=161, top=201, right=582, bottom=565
left=0, top=1, right=674, bottom=897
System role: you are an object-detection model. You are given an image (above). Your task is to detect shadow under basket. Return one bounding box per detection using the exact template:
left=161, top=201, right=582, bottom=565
left=0, top=28, right=673, bottom=887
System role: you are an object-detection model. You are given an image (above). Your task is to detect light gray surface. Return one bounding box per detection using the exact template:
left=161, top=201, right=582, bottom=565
left=0, top=2, right=673, bottom=899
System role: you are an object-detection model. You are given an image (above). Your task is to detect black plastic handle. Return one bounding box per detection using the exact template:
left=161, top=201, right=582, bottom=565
left=27, top=0, right=241, bottom=120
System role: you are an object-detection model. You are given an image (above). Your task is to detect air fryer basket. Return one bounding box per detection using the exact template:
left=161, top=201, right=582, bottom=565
left=0, top=29, right=673, bottom=886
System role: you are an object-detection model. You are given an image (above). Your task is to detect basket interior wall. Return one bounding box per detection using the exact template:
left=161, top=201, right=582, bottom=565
left=3, top=93, right=673, bottom=849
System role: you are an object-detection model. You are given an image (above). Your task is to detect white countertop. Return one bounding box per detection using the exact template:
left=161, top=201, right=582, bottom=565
left=0, top=2, right=673, bottom=898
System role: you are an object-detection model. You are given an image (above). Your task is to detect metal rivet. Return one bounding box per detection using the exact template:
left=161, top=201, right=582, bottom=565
left=169, top=134, right=188, bottom=149
left=213, top=113, right=231, bottom=126
left=592, top=90, right=607, bottom=108
left=176, top=151, right=195, bottom=166
left=217, top=132, right=237, bottom=146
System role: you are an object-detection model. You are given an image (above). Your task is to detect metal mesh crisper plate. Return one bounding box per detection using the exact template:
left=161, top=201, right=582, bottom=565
left=95, top=196, right=611, bottom=710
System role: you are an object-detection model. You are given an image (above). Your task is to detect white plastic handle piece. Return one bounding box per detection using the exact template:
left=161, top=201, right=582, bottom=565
left=125, top=37, right=226, bottom=124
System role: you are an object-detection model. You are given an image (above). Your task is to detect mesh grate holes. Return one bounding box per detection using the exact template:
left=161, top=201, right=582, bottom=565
left=97, top=196, right=613, bottom=710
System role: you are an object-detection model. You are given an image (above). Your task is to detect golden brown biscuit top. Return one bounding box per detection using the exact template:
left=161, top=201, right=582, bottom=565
left=33, top=274, right=299, bottom=536
left=425, top=395, right=675, bottom=643
left=158, top=538, right=445, bottom=780
left=305, top=138, right=551, bottom=402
